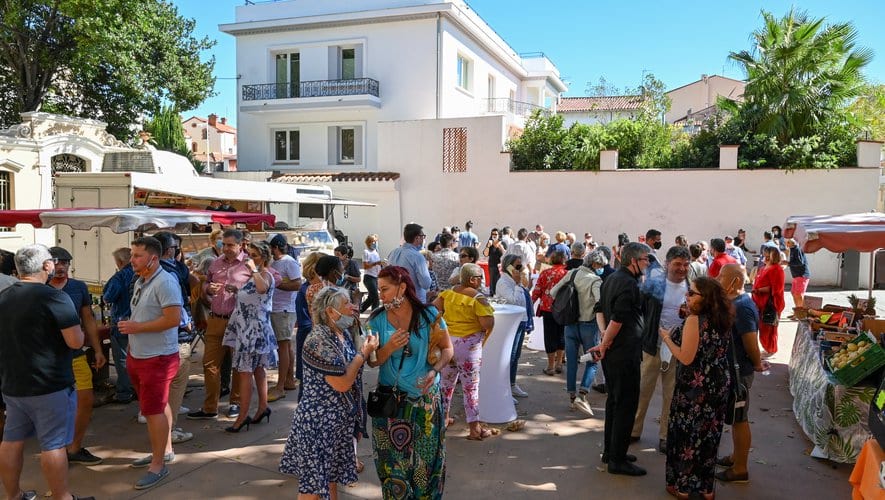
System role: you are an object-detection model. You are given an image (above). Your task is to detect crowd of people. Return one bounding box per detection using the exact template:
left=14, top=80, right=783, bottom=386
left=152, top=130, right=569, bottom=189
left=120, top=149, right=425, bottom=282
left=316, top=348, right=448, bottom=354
left=0, top=219, right=808, bottom=499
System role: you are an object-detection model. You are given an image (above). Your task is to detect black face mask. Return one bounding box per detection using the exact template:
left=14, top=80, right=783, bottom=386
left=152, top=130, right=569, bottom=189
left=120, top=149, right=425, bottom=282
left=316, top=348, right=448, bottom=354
left=653, top=241, right=662, bottom=250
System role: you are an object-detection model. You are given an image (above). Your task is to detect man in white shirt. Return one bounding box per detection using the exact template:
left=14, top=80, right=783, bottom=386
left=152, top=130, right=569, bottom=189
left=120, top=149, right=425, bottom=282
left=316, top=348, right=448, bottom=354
left=503, top=228, right=536, bottom=277
left=267, top=235, right=302, bottom=401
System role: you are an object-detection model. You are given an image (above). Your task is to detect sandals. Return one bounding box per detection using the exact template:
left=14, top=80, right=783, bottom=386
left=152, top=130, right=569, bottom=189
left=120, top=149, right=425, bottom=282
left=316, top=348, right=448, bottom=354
left=554, top=364, right=563, bottom=374
left=356, top=459, right=365, bottom=474
left=445, top=417, right=456, bottom=428
left=715, top=455, right=734, bottom=467
left=466, top=426, right=501, bottom=441
left=505, top=420, right=526, bottom=432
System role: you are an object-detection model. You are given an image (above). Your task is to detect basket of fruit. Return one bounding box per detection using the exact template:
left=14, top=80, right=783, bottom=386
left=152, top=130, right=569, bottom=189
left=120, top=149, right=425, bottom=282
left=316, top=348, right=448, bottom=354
left=826, top=331, right=885, bottom=387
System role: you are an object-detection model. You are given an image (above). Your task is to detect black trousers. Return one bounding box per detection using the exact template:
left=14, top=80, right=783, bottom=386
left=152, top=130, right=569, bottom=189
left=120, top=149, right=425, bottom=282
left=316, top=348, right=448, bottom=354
left=602, top=351, right=641, bottom=462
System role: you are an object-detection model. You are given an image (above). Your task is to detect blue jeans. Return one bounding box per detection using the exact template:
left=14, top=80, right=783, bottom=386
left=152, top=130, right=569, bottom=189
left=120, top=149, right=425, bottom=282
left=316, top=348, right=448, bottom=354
left=109, top=327, right=134, bottom=399
left=564, top=321, right=599, bottom=393
left=509, top=322, right=528, bottom=385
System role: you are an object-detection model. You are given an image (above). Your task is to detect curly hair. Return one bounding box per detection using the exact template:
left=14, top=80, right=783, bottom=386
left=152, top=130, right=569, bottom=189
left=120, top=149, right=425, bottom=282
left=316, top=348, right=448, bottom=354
left=691, top=277, right=734, bottom=336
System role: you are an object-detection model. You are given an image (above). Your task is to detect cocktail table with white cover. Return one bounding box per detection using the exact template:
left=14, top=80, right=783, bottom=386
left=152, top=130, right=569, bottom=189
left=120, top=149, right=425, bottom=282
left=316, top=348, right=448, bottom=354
left=478, top=303, right=525, bottom=423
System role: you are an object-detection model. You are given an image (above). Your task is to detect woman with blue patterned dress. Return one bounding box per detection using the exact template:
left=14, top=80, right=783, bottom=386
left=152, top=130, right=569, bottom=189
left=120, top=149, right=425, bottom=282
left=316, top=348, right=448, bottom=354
left=280, top=287, right=378, bottom=499
left=221, top=241, right=279, bottom=433
left=368, top=266, right=453, bottom=500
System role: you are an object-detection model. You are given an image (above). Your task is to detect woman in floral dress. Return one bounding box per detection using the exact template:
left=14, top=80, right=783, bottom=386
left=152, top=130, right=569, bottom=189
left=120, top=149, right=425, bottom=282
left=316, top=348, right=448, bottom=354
left=368, top=266, right=453, bottom=499
left=280, top=287, right=378, bottom=499
left=531, top=250, right=568, bottom=374
left=658, top=277, right=734, bottom=499
left=221, top=241, right=279, bottom=432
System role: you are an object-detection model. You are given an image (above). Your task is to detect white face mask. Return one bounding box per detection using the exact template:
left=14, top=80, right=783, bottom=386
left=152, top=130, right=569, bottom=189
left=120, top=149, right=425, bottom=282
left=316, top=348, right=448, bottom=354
left=333, top=309, right=355, bottom=330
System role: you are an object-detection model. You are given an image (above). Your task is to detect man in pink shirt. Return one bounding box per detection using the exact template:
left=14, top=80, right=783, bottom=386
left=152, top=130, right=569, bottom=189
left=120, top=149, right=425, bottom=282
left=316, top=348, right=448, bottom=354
left=707, top=238, right=737, bottom=279
left=187, top=229, right=251, bottom=420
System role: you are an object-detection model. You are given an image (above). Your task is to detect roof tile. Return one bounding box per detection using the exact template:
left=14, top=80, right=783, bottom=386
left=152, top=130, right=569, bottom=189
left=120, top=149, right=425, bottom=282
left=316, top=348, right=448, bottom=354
left=557, top=95, right=644, bottom=112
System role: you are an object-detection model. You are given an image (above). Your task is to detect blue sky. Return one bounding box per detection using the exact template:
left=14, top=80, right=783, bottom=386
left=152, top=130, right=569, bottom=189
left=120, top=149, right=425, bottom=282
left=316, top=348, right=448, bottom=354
left=173, top=0, right=885, bottom=127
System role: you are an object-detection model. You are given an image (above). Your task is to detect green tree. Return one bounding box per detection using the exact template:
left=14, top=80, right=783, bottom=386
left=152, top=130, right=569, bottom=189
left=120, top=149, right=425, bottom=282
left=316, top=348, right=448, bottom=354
left=725, top=9, right=872, bottom=144
left=850, top=83, right=885, bottom=140
left=0, top=0, right=216, bottom=138
left=145, top=105, right=204, bottom=173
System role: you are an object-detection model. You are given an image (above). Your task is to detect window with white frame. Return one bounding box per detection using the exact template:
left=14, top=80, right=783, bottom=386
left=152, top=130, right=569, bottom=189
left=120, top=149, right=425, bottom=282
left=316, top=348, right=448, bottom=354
left=273, top=129, right=300, bottom=163
left=456, top=54, right=472, bottom=91
left=339, top=127, right=355, bottom=163
left=274, top=52, right=300, bottom=98
left=0, top=171, right=10, bottom=230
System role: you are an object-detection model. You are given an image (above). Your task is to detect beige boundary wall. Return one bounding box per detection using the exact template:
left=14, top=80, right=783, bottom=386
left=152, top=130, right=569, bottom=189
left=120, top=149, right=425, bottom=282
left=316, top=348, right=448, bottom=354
left=379, top=115, right=882, bottom=287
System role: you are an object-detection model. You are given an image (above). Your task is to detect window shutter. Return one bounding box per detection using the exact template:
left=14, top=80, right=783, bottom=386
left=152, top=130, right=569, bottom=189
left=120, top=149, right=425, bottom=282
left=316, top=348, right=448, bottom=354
left=354, top=45, right=364, bottom=78
left=328, top=47, right=339, bottom=79
left=327, top=126, right=338, bottom=165
left=353, top=126, right=363, bottom=165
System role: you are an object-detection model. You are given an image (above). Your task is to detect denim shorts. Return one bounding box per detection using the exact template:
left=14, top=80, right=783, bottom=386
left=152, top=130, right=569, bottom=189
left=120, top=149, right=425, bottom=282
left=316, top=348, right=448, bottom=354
left=3, top=386, right=76, bottom=451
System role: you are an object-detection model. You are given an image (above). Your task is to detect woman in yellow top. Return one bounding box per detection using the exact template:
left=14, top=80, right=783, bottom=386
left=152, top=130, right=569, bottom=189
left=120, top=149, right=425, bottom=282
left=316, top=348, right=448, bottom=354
left=433, top=263, right=496, bottom=440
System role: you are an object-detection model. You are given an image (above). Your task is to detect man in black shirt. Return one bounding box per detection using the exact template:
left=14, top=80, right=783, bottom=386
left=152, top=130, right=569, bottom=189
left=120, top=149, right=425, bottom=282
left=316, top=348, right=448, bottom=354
left=0, top=245, right=91, bottom=500
left=590, top=242, right=651, bottom=476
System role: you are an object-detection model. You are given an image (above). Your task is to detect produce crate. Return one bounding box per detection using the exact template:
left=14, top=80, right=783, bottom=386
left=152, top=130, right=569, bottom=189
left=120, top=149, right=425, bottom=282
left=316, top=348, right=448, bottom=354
left=827, top=331, right=885, bottom=387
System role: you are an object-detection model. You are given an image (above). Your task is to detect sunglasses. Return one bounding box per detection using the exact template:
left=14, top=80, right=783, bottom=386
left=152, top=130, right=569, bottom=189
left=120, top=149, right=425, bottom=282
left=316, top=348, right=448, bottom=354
left=132, top=286, right=143, bottom=307
left=687, top=290, right=702, bottom=297
left=459, top=254, right=469, bottom=258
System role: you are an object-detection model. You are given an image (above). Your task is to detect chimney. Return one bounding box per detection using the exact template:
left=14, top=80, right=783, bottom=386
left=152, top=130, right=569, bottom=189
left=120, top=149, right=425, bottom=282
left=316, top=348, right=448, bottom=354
left=208, top=114, right=217, bottom=126
left=220, top=117, right=227, bottom=125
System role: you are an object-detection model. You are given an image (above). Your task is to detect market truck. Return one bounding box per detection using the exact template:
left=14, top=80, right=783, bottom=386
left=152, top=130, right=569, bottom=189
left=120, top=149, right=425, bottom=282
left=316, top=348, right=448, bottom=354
left=53, top=149, right=371, bottom=289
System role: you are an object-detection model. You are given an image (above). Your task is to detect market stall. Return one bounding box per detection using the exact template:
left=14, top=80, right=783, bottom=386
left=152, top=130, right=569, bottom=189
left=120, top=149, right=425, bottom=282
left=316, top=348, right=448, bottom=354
left=786, top=213, right=885, bottom=463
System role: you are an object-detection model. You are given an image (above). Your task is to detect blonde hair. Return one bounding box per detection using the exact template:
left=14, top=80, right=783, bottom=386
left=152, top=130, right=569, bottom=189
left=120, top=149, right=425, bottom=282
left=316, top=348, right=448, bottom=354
left=555, top=231, right=567, bottom=243
left=302, top=252, right=322, bottom=281
left=365, top=234, right=378, bottom=247
left=209, top=229, right=223, bottom=242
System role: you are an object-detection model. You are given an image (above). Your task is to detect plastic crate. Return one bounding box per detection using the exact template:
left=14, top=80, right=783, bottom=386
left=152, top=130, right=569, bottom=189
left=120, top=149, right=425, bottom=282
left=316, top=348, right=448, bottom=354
left=827, top=332, right=885, bottom=387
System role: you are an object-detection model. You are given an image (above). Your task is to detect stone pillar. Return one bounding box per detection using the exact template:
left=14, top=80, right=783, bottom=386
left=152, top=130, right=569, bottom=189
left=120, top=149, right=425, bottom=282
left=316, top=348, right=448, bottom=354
left=719, top=145, right=738, bottom=170
left=857, top=140, right=883, bottom=168
left=600, top=149, right=618, bottom=171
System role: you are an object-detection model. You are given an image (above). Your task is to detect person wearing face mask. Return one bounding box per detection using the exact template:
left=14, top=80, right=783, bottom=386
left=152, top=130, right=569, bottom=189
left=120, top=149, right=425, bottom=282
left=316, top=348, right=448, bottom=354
left=280, top=287, right=378, bottom=499
left=367, top=266, right=452, bottom=497
left=589, top=242, right=652, bottom=476
left=707, top=238, right=737, bottom=279
left=770, top=225, right=786, bottom=251
left=221, top=241, right=279, bottom=434
left=193, top=229, right=223, bottom=269
left=360, top=234, right=384, bottom=312
left=334, top=245, right=362, bottom=306
left=550, top=249, right=607, bottom=416
left=645, top=229, right=663, bottom=255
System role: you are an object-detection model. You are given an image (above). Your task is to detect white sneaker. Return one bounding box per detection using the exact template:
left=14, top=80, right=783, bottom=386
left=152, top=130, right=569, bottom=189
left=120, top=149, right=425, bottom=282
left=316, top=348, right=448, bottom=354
left=178, top=406, right=190, bottom=415
left=137, top=413, right=147, bottom=424
left=171, top=428, right=193, bottom=444
left=574, top=393, right=594, bottom=417
left=511, top=384, right=529, bottom=398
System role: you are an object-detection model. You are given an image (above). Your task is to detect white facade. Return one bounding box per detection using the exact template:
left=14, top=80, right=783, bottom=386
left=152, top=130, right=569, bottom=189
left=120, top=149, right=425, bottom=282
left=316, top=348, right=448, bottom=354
left=220, top=0, right=566, bottom=172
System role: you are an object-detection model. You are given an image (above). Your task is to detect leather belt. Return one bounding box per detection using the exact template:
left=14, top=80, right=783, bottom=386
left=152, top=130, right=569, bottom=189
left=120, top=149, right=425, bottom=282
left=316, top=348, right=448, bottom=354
left=209, top=312, right=231, bottom=320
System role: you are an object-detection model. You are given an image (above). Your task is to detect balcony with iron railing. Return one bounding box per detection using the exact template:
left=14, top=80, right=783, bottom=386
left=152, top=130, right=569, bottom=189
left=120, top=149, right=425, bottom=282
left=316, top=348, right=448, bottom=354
left=242, top=78, right=380, bottom=101
left=485, top=98, right=551, bottom=118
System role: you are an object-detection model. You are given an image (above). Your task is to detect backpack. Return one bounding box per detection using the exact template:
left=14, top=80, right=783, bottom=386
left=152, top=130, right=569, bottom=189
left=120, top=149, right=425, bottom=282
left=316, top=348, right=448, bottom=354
left=552, top=270, right=580, bottom=326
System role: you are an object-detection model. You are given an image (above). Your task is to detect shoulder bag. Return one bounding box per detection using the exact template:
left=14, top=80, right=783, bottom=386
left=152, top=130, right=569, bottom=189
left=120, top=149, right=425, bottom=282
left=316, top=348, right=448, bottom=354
left=367, top=343, right=408, bottom=418
left=761, top=292, right=778, bottom=326
left=725, top=326, right=749, bottom=425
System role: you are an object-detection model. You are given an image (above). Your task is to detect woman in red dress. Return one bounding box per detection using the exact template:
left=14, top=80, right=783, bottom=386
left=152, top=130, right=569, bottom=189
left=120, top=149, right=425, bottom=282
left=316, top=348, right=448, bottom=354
left=531, top=250, right=568, bottom=375
left=752, top=246, right=785, bottom=355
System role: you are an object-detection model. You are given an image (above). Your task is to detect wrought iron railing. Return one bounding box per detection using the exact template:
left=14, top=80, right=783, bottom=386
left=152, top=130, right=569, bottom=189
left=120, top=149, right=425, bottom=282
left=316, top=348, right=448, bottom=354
left=485, top=98, right=551, bottom=117
left=242, top=78, right=380, bottom=101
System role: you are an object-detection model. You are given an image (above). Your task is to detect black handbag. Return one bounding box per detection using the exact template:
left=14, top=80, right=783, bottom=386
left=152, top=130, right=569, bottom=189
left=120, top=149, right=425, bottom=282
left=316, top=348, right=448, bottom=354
left=366, top=346, right=408, bottom=419
left=761, top=293, right=778, bottom=326
left=725, top=327, right=749, bottom=425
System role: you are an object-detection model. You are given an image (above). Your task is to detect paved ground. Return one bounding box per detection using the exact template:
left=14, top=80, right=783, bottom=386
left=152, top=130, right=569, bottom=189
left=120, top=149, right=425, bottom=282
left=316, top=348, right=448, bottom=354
left=11, top=288, right=883, bottom=499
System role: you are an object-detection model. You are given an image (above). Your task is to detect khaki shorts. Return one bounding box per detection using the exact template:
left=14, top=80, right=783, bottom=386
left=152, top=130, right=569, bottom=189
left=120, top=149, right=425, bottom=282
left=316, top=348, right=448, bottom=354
left=270, top=312, right=297, bottom=342
left=72, top=355, right=93, bottom=391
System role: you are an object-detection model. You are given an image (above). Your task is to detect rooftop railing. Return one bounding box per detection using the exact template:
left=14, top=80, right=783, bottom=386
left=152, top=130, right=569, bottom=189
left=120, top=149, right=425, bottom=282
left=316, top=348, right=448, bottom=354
left=486, top=98, right=551, bottom=118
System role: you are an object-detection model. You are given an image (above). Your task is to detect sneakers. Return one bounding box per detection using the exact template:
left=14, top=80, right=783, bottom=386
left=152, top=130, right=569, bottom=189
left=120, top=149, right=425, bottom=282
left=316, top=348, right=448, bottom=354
left=511, top=384, right=529, bottom=398
left=111, top=393, right=135, bottom=404
left=573, top=392, right=594, bottom=417
left=226, top=404, right=240, bottom=418
left=18, top=491, right=37, bottom=500
left=171, top=428, right=193, bottom=444
left=178, top=406, right=190, bottom=415
left=137, top=413, right=147, bottom=424
left=131, top=452, right=175, bottom=468
left=186, top=409, right=218, bottom=420
left=134, top=466, right=169, bottom=490
left=67, top=448, right=103, bottom=465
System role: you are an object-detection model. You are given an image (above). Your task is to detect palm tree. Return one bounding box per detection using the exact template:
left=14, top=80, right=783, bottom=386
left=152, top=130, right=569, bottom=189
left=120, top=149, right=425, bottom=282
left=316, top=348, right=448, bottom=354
left=725, top=9, right=872, bottom=144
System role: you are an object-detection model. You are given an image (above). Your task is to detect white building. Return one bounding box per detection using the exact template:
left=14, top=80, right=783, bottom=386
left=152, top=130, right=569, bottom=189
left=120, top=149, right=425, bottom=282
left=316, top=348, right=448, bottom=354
left=182, top=114, right=238, bottom=171
left=219, top=0, right=567, bottom=172
left=557, top=95, right=644, bottom=127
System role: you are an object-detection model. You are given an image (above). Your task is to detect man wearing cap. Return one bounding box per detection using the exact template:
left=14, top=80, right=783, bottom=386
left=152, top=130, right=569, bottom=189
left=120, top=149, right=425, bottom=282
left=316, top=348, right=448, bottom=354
left=267, top=234, right=302, bottom=401
left=48, top=246, right=106, bottom=466
left=387, top=223, right=432, bottom=302
left=187, top=229, right=251, bottom=420
left=0, top=245, right=91, bottom=500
